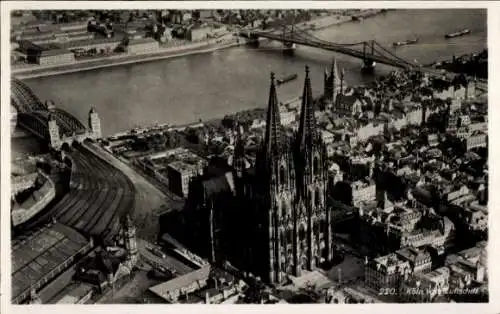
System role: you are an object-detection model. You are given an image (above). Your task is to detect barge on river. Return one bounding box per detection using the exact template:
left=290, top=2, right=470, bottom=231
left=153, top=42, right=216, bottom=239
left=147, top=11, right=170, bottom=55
left=393, top=38, right=419, bottom=48
left=445, top=29, right=471, bottom=39
left=277, top=73, right=298, bottom=85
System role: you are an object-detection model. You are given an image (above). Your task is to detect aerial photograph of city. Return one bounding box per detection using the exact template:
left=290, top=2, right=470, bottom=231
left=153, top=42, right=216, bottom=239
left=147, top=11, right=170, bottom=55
left=9, top=8, right=488, bottom=304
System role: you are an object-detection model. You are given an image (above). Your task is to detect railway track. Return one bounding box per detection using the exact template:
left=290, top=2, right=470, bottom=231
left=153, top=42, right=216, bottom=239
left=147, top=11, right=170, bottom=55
left=15, top=143, right=135, bottom=244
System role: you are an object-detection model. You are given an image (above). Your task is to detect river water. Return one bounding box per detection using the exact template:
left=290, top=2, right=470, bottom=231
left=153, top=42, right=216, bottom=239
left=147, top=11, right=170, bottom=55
left=23, top=9, right=486, bottom=138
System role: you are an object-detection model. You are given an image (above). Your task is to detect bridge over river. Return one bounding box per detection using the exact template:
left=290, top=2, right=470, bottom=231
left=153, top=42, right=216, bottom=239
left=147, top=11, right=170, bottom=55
left=241, top=25, right=487, bottom=85
left=242, top=26, right=416, bottom=70
left=11, top=78, right=135, bottom=243
left=11, top=77, right=105, bottom=150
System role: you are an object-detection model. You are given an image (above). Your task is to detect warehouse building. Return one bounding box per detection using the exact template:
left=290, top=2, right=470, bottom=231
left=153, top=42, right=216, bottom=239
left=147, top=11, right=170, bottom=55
left=127, top=38, right=160, bottom=54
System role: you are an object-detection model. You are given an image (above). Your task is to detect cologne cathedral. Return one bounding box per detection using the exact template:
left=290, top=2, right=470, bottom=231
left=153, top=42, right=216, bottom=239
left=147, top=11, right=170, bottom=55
left=186, top=66, right=334, bottom=285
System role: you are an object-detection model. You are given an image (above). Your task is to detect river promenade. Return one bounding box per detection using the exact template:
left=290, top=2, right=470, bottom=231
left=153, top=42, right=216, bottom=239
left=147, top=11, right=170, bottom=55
left=13, top=12, right=380, bottom=80
left=14, top=39, right=241, bottom=79
left=22, top=9, right=485, bottom=138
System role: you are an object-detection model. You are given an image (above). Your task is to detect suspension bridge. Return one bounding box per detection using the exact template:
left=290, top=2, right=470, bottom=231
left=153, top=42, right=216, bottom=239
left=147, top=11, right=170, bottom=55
left=241, top=25, right=419, bottom=70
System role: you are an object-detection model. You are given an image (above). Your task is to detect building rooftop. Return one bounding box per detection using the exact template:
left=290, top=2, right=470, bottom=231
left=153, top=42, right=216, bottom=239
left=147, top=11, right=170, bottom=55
left=168, top=160, right=199, bottom=173
left=58, top=21, right=88, bottom=29
left=201, top=171, right=235, bottom=198
left=128, top=37, right=158, bottom=45
left=396, top=247, right=431, bottom=265
left=52, top=283, right=94, bottom=304
left=342, top=286, right=384, bottom=303
left=351, top=179, right=375, bottom=190
left=468, top=201, right=487, bottom=213
left=424, top=266, right=450, bottom=281
left=59, top=37, right=122, bottom=49
left=373, top=253, right=406, bottom=268
left=149, top=265, right=212, bottom=301
left=18, top=39, right=45, bottom=52
left=149, top=264, right=237, bottom=302
left=457, top=246, right=482, bottom=261
left=39, top=48, right=73, bottom=57
left=448, top=259, right=477, bottom=275
left=12, top=223, right=90, bottom=300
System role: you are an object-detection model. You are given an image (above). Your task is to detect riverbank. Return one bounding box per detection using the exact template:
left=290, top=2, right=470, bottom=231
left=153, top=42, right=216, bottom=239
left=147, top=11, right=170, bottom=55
left=13, top=39, right=242, bottom=80
left=13, top=11, right=388, bottom=80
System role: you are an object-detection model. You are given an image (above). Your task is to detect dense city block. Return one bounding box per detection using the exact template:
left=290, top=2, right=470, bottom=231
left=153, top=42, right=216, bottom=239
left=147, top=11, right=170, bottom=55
left=10, top=9, right=487, bottom=304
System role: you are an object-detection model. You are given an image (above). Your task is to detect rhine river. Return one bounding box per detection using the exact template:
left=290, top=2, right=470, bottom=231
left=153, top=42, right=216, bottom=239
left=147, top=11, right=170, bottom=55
left=23, top=9, right=486, bottom=139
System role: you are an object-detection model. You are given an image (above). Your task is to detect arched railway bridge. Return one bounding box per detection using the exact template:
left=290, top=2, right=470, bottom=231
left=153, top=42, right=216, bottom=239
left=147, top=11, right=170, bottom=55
left=11, top=78, right=135, bottom=243
left=11, top=78, right=100, bottom=149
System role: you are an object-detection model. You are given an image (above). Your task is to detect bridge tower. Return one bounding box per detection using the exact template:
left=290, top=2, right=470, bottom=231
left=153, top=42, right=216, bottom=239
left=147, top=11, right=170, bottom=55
left=48, top=114, right=62, bottom=150
left=282, top=23, right=296, bottom=53
left=362, top=40, right=376, bottom=72
left=88, top=106, right=102, bottom=140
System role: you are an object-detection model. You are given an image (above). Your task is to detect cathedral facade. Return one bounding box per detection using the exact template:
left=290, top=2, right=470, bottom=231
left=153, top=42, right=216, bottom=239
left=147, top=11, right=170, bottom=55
left=187, top=66, right=334, bottom=285
left=250, top=67, right=333, bottom=284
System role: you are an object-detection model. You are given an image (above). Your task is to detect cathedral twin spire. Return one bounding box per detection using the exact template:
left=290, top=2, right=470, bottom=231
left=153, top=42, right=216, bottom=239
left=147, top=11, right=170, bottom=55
left=297, top=65, right=316, bottom=150
left=263, top=72, right=283, bottom=158
left=262, top=66, right=319, bottom=159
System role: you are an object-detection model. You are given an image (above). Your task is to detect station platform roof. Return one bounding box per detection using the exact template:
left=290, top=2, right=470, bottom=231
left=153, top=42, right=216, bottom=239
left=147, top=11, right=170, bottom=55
left=12, top=223, right=89, bottom=301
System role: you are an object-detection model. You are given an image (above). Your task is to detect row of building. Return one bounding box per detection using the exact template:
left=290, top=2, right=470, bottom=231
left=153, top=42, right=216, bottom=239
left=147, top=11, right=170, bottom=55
left=101, top=61, right=487, bottom=303
left=15, top=36, right=160, bottom=66
left=136, top=147, right=207, bottom=198
left=12, top=17, right=163, bottom=66
left=364, top=241, right=487, bottom=302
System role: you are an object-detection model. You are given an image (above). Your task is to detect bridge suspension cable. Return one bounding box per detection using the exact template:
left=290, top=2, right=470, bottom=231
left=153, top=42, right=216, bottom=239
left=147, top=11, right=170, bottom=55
left=372, top=41, right=416, bottom=68
left=251, top=24, right=422, bottom=70
left=284, top=26, right=367, bottom=47
left=283, top=25, right=415, bottom=67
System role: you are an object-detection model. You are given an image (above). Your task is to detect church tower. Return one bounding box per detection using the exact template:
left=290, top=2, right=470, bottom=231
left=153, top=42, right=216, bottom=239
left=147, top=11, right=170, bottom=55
left=88, top=106, right=102, bottom=140
left=334, top=68, right=347, bottom=113
left=256, top=72, right=297, bottom=284
left=323, top=59, right=341, bottom=102
left=123, top=214, right=138, bottom=267
left=48, top=114, right=61, bottom=149
left=295, top=66, right=332, bottom=270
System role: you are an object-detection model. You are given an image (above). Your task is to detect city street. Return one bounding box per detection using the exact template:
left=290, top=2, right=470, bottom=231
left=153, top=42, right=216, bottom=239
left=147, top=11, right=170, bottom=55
left=137, top=238, right=194, bottom=276
left=98, top=266, right=160, bottom=304
left=323, top=254, right=365, bottom=286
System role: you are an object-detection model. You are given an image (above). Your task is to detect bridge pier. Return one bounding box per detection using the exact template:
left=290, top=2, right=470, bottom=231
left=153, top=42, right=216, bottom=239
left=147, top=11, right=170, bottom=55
left=361, top=59, right=376, bottom=74
left=246, top=35, right=260, bottom=47
left=282, top=42, right=296, bottom=55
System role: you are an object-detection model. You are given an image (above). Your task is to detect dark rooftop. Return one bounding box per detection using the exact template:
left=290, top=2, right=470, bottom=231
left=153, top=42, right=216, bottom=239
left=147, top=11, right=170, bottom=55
left=12, top=223, right=89, bottom=300
left=128, top=37, right=158, bottom=45
left=40, top=49, right=73, bottom=57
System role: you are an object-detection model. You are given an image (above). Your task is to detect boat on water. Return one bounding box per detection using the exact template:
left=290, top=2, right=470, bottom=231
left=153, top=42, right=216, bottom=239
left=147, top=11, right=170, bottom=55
left=393, top=38, right=419, bottom=48
left=277, top=73, right=298, bottom=85
left=445, top=29, right=471, bottom=39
